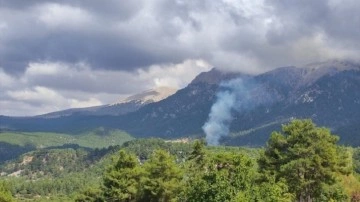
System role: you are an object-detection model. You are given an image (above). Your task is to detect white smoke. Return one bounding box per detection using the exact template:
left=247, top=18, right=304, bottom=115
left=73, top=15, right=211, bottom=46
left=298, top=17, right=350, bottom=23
left=202, top=90, right=236, bottom=145
left=202, top=78, right=257, bottom=145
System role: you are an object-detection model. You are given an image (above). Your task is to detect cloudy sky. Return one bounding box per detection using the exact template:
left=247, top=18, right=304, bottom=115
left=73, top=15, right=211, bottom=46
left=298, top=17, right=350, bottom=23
left=1, top=0, right=359, bottom=116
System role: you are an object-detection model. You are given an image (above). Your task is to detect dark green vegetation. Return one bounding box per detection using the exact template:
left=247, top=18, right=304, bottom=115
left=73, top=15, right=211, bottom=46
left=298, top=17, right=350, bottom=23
left=258, top=119, right=352, bottom=201
left=0, top=129, right=133, bottom=163
left=1, top=119, right=360, bottom=201
left=0, top=129, right=133, bottom=149
left=0, top=146, right=114, bottom=201
left=0, top=138, right=193, bottom=201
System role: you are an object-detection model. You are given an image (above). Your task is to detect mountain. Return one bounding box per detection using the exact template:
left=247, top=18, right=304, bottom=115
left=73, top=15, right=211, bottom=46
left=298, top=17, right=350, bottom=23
left=37, top=86, right=177, bottom=118
left=112, top=86, right=178, bottom=105
left=116, top=60, right=360, bottom=145
left=226, top=60, right=360, bottom=145
left=1, top=60, right=359, bottom=146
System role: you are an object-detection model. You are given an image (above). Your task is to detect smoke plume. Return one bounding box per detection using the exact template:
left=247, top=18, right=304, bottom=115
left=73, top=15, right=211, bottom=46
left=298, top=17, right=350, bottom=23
left=202, top=78, right=262, bottom=145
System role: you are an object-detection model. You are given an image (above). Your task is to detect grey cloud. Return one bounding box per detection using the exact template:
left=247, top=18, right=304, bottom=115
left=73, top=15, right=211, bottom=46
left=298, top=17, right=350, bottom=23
left=0, top=0, right=49, bottom=9
left=266, top=0, right=360, bottom=47
left=0, top=0, right=258, bottom=74
left=216, top=0, right=360, bottom=70
left=1, top=0, right=360, bottom=76
left=0, top=0, right=143, bottom=17
left=0, top=59, right=210, bottom=116
left=22, top=63, right=147, bottom=94
left=1, top=0, right=360, bottom=116
left=0, top=1, right=167, bottom=74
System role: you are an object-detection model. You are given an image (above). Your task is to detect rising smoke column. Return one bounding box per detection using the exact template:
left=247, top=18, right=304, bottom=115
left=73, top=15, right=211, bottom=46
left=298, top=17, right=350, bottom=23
left=202, top=90, right=236, bottom=145
left=202, top=78, right=254, bottom=145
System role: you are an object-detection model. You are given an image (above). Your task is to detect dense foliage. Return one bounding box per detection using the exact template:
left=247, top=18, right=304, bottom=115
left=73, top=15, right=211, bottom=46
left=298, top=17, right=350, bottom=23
left=0, top=181, right=14, bottom=202
left=259, top=119, right=351, bottom=201
left=75, top=120, right=356, bottom=201
left=0, top=119, right=360, bottom=201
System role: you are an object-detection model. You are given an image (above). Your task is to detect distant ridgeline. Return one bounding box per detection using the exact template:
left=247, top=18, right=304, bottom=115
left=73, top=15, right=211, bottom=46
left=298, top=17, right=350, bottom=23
left=1, top=60, right=359, bottom=146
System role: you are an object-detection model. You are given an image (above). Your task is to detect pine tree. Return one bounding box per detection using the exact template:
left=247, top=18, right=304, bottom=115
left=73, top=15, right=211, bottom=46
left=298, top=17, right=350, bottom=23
left=141, top=149, right=183, bottom=202
left=184, top=141, right=256, bottom=202
left=259, top=119, right=349, bottom=201
left=103, top=150, right=144, bottom=202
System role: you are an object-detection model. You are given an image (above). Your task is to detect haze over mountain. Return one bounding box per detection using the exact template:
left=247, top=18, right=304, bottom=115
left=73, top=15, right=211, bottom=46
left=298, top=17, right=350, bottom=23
left=1, top=60, right=359, bottom=146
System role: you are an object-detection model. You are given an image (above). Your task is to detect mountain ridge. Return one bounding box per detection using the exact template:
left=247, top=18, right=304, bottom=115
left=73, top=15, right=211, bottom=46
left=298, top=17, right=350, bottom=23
left=36, top=86, right=177, bottom=118
left=1, top=60, right=359, bottom=146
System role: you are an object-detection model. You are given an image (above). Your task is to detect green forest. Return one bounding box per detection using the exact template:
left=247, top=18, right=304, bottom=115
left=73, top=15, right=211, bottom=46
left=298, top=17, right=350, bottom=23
left=1, top=119, right=360, bottom=201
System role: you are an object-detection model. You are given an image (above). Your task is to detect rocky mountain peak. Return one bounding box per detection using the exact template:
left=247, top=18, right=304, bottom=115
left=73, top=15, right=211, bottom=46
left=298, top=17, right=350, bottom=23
left=299, top=60, right=360, bottom=86
left=190, top=68, right=244, bottom=85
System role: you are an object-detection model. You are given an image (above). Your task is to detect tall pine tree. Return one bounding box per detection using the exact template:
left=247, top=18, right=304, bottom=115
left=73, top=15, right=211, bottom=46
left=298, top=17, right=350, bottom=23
left=259, top=119, right=349, bottom=201
left=141, top=149, right=183, bottom=202
left=103, top=150, right=144, bottom=202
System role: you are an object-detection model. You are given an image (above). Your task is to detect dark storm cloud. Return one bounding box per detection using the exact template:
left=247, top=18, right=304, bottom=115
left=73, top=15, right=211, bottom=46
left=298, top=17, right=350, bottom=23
left=1, top=0, right=360, bottom=76
left=0, top=0, right=252, bottom=73
left=0, top=0, right=182, bottom=73
left=1, top=0, right=360, bottom=116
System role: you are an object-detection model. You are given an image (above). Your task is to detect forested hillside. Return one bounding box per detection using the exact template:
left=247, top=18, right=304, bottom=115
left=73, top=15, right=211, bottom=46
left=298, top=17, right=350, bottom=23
left=1, top=119, right=360, bottom=201
left=0, top=129, right=133, bottom=163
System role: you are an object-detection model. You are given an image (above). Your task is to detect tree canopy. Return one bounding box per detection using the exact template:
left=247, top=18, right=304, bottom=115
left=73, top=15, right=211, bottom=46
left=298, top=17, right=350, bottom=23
left=259, top=119, right=350, bottom=201
left=2, top=120, right=359, bottom=201
left=0, top=181, right=14, bottom=202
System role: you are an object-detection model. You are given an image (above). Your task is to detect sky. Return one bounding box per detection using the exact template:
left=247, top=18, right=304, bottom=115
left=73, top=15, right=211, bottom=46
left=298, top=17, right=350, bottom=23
left=1, top=0, right=360, bottom=116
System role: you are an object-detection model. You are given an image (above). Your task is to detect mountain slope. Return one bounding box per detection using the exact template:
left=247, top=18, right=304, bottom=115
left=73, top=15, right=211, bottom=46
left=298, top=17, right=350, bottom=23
left=115, top=69, right=245, bottom=137
left=227, top=62, right=360, bottom=145
left=1, top=60, right=359, bottom=146
left=117, top=60, right=360, bottom=145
